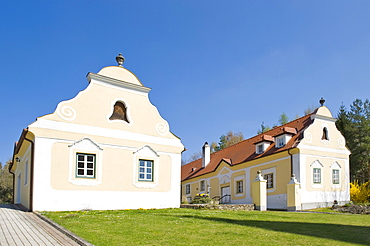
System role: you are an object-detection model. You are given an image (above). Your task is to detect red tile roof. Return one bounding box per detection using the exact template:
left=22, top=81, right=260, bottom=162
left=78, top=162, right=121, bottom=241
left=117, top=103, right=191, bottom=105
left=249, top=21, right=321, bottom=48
left=254, top=134, right=274, bottom=144
left=181, top=113, right=314, bottom=181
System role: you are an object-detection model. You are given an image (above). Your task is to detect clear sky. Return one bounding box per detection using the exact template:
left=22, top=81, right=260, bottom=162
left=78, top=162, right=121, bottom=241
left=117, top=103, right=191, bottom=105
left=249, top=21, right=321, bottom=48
left=1, top=1, right=370, bottom=164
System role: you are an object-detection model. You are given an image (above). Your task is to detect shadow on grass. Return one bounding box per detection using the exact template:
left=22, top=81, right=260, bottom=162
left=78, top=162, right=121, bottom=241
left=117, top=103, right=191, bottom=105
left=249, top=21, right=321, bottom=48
left=174, top=214, right=369, bottom=245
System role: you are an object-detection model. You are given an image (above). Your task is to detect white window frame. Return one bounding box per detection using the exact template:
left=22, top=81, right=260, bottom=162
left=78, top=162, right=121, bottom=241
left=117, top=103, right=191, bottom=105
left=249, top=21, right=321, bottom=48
left=330, top=161, right=341, bottom=188
left=276, top=136, right=285, bottom=148
left=332, top=169, right=339, bottom=184
left=200, top=180, right=205, bottom=191
left=138, top=159, right=154, bottom=182
left=313, top=168, right=321, bottom=184
left=68, top=138, right=103, bottom=186
left=264, top=173, right=274, bottom=189
left=185, top=184, right=190, bottom=194
left=236, top=180, right=243, bottom=194
left=310, top=160, right=323, bottom=188
left=257, top=144, right=264, bottom=154
left=133, top=145, right=159, bottom=189
left=261, top=167, right=276, bottom=193
left=76, top=153, right=96, bottom=178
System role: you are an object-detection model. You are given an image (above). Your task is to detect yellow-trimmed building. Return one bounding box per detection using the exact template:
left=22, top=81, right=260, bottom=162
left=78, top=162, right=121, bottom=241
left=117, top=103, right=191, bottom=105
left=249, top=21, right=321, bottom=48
left=10, top=54, right=184, bottom=211
left=181, top=104, right=350, bottom=210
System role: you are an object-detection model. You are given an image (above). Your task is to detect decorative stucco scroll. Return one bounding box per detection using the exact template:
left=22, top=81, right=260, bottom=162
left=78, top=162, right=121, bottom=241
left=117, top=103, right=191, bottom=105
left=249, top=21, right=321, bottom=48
left=57, top=105, right=76, bottom=121
left=156, top=122, right=169, bottom=136
left=338, top=137, right=345, bottom=148
left=304, top=132, right=312, bottom=143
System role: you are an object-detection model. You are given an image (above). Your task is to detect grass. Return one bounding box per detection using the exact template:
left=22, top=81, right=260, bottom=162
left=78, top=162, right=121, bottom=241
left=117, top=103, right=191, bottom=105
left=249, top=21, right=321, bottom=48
left=41, top=208, right=370, bottom=246
left=306, top=207, right=342, bottom=213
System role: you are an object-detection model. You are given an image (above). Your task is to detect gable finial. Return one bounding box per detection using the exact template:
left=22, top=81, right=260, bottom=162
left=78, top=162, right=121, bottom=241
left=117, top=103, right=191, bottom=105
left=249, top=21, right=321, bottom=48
left=319, top=97, right=325, bottom=106
left=116, top=53, right=125, bottom=67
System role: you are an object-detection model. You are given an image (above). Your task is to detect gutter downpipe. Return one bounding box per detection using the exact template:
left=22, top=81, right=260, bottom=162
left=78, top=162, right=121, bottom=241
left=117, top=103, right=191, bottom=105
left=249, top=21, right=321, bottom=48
left=288, top=149, right=293, bottom=178
left=9, top=145, right=16, bottom=204
left=24, top=137, right=35, bottom=212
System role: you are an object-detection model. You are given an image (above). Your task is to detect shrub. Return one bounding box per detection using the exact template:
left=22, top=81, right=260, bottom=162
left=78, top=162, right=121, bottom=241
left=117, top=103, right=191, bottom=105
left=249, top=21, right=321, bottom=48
left=350, top=181, right=370, bottom=204
left=190, top=193, right=212, bottom=204
left=0, top=160, right=13, bottom=204
left=191, top=197, right=212, bottom=204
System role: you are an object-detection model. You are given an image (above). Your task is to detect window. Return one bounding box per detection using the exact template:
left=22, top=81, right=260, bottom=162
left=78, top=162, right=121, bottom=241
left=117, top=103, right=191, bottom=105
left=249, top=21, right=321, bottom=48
left=185, top=184, right=190, bottom=194
left=76, top=153, right=95, bottom=178
left=24, top=161, right=28, bottom=185
left=313, top=168, right=321, bottom=183
left=257, top=144, right=264, bottom=154
left=139, top=160, right=153, bottom=181
left=276, top=137, right=285, bottom=148
left=322, top=127, right=329, bottom=140
left=236, top=180, right=243, bottom=193
left=200, top=180, right=205, bottom=191
left=332, top=169, right=340, bottom=184
left=264, top=173, right=273, bottom=189
left=109, top=101, right=129, bottom=123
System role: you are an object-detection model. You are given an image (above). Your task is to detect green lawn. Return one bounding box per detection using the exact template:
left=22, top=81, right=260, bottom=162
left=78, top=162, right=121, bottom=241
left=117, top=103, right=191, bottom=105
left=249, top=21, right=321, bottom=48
left=41, top=208, right=370, bottom=246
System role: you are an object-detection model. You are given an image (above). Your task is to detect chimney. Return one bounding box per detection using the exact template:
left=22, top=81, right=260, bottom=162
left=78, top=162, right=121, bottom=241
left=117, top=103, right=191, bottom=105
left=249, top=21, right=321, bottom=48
left=202, top=142, right=210, bottom=168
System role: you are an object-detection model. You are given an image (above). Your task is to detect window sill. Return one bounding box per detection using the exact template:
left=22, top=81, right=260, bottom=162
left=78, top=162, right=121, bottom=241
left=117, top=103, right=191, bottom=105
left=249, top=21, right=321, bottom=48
left=69, top=179, right=101, bottom=186
left=134, top=182, right=158, bottom=189
left=311, top=183, right=323, bottom=189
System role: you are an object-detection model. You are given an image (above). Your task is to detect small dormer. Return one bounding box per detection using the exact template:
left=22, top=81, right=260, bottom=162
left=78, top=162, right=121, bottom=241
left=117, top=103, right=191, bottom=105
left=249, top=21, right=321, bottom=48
left=274, top=127, right=297, bottom=148
left=254, top=135, right=274, bottom=154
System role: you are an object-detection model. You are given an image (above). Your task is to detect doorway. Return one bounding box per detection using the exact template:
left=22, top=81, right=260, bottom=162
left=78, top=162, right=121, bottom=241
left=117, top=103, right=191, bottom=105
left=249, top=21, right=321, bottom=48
left=221, top=186, right=231, bottom=204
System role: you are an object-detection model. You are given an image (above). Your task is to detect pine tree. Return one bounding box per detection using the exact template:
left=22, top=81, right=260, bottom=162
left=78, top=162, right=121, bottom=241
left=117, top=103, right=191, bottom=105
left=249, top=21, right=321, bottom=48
left=257, top=122, right=271, bottom=134
left=336, top=99, right=370, bottom=183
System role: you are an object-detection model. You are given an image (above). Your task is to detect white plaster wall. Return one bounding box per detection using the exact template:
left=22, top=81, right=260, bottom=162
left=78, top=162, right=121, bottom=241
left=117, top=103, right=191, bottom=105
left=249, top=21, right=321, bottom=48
left=266, top=194, right=287, bottom=209
left=32, top=137, right=182, bottom=211
left=298, top=153, right=350, bottom=209
left=300, top=190, right=350, bottom=210
left=34, top=189, right=180, bottom=211
left=291, top=153, right=300, bottom=181
left=32, top=137, right=54, bottom=211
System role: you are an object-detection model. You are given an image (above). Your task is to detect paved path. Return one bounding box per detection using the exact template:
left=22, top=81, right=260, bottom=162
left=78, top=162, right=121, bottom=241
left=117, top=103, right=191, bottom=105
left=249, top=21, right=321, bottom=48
left=0, top=204, right=88, bottom=246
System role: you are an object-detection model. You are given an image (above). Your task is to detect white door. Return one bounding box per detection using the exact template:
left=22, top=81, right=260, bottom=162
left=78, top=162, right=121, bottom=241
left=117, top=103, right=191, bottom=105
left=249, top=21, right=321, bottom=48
left=221, top=186, right=231, bottom=204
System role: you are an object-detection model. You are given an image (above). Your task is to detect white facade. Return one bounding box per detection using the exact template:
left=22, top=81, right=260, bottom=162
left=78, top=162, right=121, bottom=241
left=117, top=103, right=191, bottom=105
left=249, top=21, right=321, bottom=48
left=11, top=59, right=184, bottom=211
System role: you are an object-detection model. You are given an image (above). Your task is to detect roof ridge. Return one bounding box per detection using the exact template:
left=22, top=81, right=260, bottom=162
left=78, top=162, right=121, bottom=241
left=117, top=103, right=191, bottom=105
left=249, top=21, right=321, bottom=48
left=182, top=112, right=316, bottom=167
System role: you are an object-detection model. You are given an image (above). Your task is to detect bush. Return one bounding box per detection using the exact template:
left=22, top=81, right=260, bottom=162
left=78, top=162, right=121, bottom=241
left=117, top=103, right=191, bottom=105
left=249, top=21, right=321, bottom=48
left=0, top=160, right=13, bottom=203
left=190, top=193, right=212, bottom=204
left=350, top=181, right=370, bottom=204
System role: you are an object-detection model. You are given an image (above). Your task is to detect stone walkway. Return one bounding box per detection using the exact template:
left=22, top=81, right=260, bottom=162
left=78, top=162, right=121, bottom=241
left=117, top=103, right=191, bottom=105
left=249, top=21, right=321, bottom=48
left=0, top=204, right=91, bottom=246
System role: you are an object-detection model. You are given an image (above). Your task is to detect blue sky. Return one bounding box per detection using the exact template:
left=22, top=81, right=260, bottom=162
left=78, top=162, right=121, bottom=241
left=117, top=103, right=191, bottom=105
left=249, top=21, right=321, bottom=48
left=1, top=1, right=370, bottom=164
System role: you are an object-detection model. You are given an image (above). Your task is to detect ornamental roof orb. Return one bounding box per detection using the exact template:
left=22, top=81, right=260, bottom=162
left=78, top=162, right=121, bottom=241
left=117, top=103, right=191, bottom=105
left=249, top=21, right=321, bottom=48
left=97, top=54, right=142, bottom=86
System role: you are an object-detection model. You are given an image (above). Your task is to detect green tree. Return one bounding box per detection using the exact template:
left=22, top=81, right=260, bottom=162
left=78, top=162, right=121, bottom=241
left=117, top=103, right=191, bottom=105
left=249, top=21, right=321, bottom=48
left=278, top=112, right=289, bottom=125
left=0, top=160, right=13, bottom=203
left=336, top=99, right=370, bottom=183
left=257, top=122, right=271, bottom=134
left=210, top=131, right=244, bottom=153
left=183, top=132, right=245, bottom=164
left=304, top=105, right=316, bottom=115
